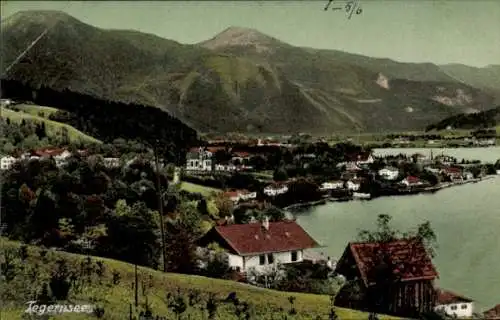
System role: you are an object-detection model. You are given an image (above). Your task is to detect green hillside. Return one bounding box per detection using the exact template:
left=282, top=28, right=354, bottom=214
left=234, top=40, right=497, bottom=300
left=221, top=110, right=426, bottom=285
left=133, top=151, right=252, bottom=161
left=2, top=11, right=497, bottom=134
left=425, top=105, right=500, bottom=131
left=1, top=105, right=101, bottom=144
left=0, top=239, right=397, bottom=320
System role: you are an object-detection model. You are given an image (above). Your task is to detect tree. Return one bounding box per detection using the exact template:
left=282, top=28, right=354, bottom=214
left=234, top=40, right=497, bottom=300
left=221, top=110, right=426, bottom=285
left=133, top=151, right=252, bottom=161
left=273, top=167, right=288, bottom=181
left=212, top=193, right=233, bottom=218
left=103, top=200, right=160, bottom=268
left=164, top=201, right=203, bottom=274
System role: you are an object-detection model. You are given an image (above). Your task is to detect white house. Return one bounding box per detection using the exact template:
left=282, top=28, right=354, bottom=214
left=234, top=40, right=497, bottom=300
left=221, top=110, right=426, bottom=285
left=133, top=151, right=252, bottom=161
left=53, top=150, right=72, bottom=167
left=434, top=289, right=474, bottom=318
left=0, top=155, right=17, bottom=170
left=378, top=167, right=399, bottom=180
left=0, top=98, right=12, bottom=106
left=319, top=181, right=344, bottom=191
left=263, top=183, right=288, bottom=196
left=186, top=147, right=213, bottom=172
left=346, top=179, right=362, bottom=191
left=399, top=176, right=423, bottom=187
left=28, top=148, right=72, bottom=167
left=103, top=157, right=121, bottom=168
left=215, top=163, right=237, bottom=172
left=224, top=190, right=257, bottom=203
left=197, top=218, right=320, bottom=274
left=239, top=190, right=257, bottom=201
left=435, top=154, right=456, bottom=165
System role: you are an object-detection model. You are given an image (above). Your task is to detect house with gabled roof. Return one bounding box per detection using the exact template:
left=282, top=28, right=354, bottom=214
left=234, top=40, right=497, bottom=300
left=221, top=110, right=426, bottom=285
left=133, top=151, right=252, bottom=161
left=334, top=238, right=438, bottom=317
left=186, top=147, right=214, bottom=172
left=197, top=219, right=320, bottom=274
left=0, top=154, right=18, bottom=170
left=484, top=304, right=500, bottom=319
left=434, top=288, right=474, bottom=318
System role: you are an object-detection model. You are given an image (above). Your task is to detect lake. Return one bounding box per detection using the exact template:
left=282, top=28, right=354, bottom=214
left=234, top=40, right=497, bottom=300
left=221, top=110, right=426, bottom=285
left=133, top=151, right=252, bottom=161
left=296, top=147, right=500, bottom=311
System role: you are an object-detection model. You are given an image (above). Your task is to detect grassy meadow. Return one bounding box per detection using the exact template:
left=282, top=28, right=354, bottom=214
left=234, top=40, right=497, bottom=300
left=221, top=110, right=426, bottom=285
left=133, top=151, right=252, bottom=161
left=0, top=238, right=399, bottom=320
left=179, top=181, right=222, bottom=197
left=1, top=105, right=101, bottom=144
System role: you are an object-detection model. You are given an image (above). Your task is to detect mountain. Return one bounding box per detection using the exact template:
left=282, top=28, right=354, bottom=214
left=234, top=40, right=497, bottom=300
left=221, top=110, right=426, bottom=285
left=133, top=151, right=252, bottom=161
left=1, top=11, right=498, bottom=134
left=439, top=64, right=500, bottom=91
left=438, top=64, right=500, bottom=104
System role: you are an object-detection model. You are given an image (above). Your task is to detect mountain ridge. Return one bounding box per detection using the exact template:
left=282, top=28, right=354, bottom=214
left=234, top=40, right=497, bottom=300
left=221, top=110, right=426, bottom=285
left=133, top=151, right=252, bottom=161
left=1, top=10, right=498, bottom=134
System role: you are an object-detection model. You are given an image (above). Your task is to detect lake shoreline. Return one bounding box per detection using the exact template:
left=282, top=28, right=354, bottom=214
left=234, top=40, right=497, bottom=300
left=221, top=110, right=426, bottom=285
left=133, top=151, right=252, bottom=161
left=285, top=175, right=498, bottom=212
left=295, top=147, right=500, bottom=310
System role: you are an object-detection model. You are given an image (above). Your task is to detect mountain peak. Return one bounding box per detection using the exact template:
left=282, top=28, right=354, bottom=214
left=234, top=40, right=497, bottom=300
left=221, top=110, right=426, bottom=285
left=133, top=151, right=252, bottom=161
left=199, top=26, right=283, bottom=52
left=2, top=10, right=77, bottom=27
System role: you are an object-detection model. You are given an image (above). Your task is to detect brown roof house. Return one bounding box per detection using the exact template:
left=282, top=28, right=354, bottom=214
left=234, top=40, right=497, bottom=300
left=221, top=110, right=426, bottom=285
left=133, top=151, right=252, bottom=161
left=197, top=218, right=320, bottom=275
left=484, top=304, right=500, bottom=320
left=434, top=288, right=474, bottom=318
left=334, top=238, right=439, bottom=318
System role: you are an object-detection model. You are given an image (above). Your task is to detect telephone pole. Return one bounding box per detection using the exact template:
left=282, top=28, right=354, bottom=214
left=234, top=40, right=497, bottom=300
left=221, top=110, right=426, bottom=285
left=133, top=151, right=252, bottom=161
left=153, top=140, right=167, bottom=272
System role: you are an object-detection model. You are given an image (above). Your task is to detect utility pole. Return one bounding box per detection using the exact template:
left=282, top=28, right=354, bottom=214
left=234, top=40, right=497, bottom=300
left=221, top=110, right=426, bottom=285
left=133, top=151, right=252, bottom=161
left=153, top=140, right=167, bottom=272
left=134, top=264, right=138, bottom=307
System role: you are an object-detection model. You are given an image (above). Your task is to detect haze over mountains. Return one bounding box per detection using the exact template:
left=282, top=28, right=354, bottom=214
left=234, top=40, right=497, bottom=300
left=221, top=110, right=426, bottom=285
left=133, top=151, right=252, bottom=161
left=2, top=10, right=499, bottom=134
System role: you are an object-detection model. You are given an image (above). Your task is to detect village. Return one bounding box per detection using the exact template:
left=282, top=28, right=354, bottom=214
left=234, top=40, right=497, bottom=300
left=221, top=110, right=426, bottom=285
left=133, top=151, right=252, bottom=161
left=1, top=140, right=500, bottom=319
left=183, top=138, right=500, bottom=206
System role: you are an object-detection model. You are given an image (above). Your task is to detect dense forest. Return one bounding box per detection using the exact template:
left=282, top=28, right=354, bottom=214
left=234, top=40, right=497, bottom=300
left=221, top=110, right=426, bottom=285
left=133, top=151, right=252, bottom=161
left=425, top=106, right=500, bottom=131
left=1, top=79, right=199, bottom=164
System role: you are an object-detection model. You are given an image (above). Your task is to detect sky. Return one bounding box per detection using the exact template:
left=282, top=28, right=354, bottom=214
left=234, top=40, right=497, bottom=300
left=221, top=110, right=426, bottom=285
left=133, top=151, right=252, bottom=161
left=2, top=0, right=500, bottom=67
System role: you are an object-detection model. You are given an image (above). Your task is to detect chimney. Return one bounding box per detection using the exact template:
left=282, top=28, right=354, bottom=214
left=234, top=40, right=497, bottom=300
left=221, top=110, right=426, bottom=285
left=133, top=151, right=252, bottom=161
left=262, top=216, right=270, bottom=231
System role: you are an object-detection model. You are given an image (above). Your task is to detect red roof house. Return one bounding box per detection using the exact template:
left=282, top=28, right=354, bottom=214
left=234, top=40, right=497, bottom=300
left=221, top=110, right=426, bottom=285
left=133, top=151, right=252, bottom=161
left=484, top=304, right=500, bottom=319
left=198, top=220, right=320, bottom=273
left=334, top=238, right=438, bottom=317
left=435, top=289, right=473, bottom=305
left=31, top=148, right=67, bottom=157
left=434, top=288, right=475, bottom=318
left=232, top=151, right=251, bottom=158
left=400, top=176, right=424, bottom=186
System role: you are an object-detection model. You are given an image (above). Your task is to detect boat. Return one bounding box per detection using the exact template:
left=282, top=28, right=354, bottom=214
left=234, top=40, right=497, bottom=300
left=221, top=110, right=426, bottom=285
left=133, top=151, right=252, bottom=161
left=353, top=192, right=371, bottom=200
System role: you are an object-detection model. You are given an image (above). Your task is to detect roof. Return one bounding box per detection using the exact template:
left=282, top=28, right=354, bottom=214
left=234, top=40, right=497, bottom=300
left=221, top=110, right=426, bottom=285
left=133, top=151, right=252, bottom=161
left=345, top=151, right=372, bottom=162
left=32, top=148, right=66, bottom=157
left=233, top=151, right=251, bottom=158
left=484, top=304, right=500, bottom=319
left=341, top=238, right=438, bottom=286
left=435, top=288, right=473, bottom=305
left=405, top=176, right=420, bottom=183
left=208, top=220, right=320, bottom=256
left=442, top=167, right=462, bottom=173
left=224, top=191, right=240, bottom=198
left=206, top=146, right=225, bottom=153
left=380, top=166, right=398, bottom=171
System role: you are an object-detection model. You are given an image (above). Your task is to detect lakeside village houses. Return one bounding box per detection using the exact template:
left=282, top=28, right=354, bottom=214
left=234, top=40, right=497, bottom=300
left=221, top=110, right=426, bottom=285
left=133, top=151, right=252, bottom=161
left=0, top=148, right=131, bottom=171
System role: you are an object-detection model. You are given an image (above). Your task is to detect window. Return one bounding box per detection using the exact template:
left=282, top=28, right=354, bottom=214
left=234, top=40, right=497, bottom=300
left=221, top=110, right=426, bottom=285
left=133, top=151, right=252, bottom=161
left=461, top=304, right=468, bottom=309
left=291, top=251, right=298, bottom=262
left=451, top=305, right=457, bottom=310
left=259, top=255, right=265, bottom=265
left=267, top=254, right=274, bottom=264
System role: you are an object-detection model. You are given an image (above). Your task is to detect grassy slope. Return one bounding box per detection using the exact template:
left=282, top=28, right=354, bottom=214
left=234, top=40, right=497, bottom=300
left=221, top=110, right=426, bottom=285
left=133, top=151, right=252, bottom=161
left=180, top=182, right=222, bottom=197
left=1, top=105, right=101, bottom=144
left=0, top=239, right=399, bottom=320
